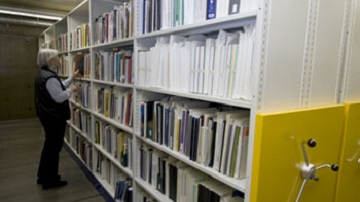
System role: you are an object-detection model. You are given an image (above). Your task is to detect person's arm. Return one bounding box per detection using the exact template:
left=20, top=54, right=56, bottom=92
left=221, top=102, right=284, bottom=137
left=62, top=77, right=73, bottom=87
left=46, top=78, right=72, bottom=103
left=62, top=69, right=81, bottom=87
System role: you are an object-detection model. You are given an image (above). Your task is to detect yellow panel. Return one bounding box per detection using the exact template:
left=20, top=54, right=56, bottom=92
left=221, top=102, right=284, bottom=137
left=335, top=102, right=360, bottom=202
left=250, top=106, right=344, bottom=202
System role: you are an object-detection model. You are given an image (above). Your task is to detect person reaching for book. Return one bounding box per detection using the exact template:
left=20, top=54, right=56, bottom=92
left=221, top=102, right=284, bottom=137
left=34, top=49, right=81, bottom=190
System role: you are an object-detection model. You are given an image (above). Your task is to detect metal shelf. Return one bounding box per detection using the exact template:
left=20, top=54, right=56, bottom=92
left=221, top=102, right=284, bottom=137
left=135, top=178, right=173, bottom=202
left=135, top=86, right=252, bottom=109
left=92, top=37, right=134, bottom=50
left=136, top=11, right=257, bottom=39
left=92, top=79, right=134, bottom=88
left=67, top=121, right=92, bottom=143
left=69, top=100, right=92, bottom=114
left=93, top=111, right=134, bottom=134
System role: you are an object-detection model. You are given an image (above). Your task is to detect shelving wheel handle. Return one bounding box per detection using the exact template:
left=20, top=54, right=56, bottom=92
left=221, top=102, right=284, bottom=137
left=295, top=139, right=339, bottom=202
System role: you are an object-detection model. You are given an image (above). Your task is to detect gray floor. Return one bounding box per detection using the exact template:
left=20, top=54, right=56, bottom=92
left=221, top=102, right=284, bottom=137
left=0, top=119, right=106, bottom=202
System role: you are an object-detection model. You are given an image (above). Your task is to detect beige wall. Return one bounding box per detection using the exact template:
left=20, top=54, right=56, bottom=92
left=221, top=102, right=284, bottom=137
left=0, top=23, right=44, bottom=121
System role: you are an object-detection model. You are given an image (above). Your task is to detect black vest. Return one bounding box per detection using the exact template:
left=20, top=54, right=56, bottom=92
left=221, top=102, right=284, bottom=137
left=35, top=66, right=70, bottom=120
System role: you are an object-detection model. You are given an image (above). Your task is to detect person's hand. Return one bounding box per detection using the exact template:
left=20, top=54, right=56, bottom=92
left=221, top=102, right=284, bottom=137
left=70, top=84, right=78, bottom=92
left=72, top=69, right=82, bottom=78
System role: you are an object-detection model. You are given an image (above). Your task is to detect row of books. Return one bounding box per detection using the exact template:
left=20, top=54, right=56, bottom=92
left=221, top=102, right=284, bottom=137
left=140, top=96, right=249, bottom=179
left=94, top=148, right=133, bottom=197
left=70, top=23, right=90, bottom=50
left=70, top=130, right=93, bottom=168
left=57, top=33, right=68, bottom=52
left=137, top=25, right=255, bottom=101
left=95, top=87, right=133, bottom=127
left=58, top=55, right=69, bottom=76
left=114, top=180, right=133, bottom=202
left=94, top=120, right=132, bottom=168
left=138, top=146, right=168, bottom=196
left=94, top=50, right=133, bottom=84
left=72, top=82, right=91, bottom=109
left=138, top=148, right=243, bottom=202
left=141, top=0, right=257, bottom=34
left=71, top=108, right=91, bottom=137
left=94, top=0, right=134, bottom=45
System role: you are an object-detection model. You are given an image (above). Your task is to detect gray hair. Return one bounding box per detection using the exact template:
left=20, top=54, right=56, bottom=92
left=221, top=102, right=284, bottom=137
left=37, top=49, right=58, bottom=67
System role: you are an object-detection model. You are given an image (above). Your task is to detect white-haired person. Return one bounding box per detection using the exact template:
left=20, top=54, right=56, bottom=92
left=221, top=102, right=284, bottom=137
left=34, top=49, right=80, bottom=190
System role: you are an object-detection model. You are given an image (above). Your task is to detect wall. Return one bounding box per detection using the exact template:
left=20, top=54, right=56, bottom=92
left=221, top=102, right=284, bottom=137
left=0, top=23, right=44, bottom=121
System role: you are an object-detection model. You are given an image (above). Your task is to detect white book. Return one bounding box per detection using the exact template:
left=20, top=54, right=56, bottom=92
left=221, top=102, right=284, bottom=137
left=194, top=46, right=200, bottom=93
left=175, top=161, right=188, bottom=202
left=185, top=169, right=208, bottom=202
left=227, top=44, right=238, bottom=97
left=103, top=52, right=110, bottom=81
left=140, top=51, right=147, bottom=86
left=212, top=30, right=228, bottom=95
left=216, top=0, right=223, bottom=19
left=204, top=38, right=215, bottom=94
left=223, top=32, right=239, bottom=97
left=198, top=46, right=205, bottom=94
left=222, top=45, right=232, bottom=97
left=163, top=44, right=170, bottom=88
left=216, top=46, right=227, bottom=97
left=169, top=35, right=186, bottom=90
left=197, top=112, right=217, bottom=165
left=184, top=0, right=194, bottom=25
left=212, top=113, right=226, bottom=171
left=148, top=47, right=154, bottom=87
left=208, top=46, right=215, bottom=94
left=204, top=39, right=211, bottom=94
left=232, top=25, right=255, bottom=100
left=189, top=44, right=196, bottom=92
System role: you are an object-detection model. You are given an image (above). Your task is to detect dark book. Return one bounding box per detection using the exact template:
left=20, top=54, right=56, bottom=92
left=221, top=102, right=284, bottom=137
left=169, top=163, right=178, bottom=201
left=192, top=118, right=201, bottom=161
left=209, top=119, right=217, bottom=167
left=169, top=108, right=175, bottom=149
left=207, top=0, right=217, bottom=19
left=156, top=0, right=161, bottom=30
left=146, top=101, right=154, bottom=140
left=228, top=0, right=241, bottom=15
left=157, top=157, right=166, bottom=194
left=165, top=108, right=170, bottom=147
left=189, top=117, right=196, bottom=160
left=140, top=102, right=145, bottom=137
left=185, top=111, right=192, bottom=157
left=148, top=149, right=153, bottom=184
left=140, top=146, right=144, bottom=180
left=218, top=120, right=226, bottom=170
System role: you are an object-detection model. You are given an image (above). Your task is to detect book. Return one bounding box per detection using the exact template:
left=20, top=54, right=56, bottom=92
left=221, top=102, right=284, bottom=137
left=206, top=0, right=217, bottom=19
left=228, top=0, right=241, bottom=15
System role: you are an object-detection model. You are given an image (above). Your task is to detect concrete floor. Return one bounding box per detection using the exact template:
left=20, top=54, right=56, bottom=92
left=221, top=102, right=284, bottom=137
left=0, top=119, right=106, bottom=202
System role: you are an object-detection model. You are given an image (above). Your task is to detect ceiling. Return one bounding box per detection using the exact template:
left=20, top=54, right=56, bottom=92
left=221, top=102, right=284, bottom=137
left=0, top=0, right=84, bottom=27
left=0, top=0, right=84, bottom=15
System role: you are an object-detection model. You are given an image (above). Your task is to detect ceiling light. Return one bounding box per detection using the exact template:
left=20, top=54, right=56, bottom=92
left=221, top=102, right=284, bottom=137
left=0, top=9, right=62, bottom=21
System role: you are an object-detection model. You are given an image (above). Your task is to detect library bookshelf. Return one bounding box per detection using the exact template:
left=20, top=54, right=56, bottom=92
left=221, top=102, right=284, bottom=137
left=40, top=0, right=360, bottom=201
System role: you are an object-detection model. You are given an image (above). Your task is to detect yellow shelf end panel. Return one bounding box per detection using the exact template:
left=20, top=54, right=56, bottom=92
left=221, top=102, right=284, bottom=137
left=250, top=106, right=344, bottom=202
left=335, top=102, right=360, bottom=202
